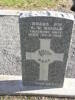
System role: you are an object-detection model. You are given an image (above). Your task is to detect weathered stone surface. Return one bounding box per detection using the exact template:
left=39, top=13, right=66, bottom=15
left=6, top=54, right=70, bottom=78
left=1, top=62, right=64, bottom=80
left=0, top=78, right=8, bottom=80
left=65, top=20, right=75, bottom=78
left=19, top=11, right=74, bottom=87
left=0, top=16, right=21, bottom=75
left=0, top=75, right=75, bottom=96
left=0, top=11, right=75, bottom=79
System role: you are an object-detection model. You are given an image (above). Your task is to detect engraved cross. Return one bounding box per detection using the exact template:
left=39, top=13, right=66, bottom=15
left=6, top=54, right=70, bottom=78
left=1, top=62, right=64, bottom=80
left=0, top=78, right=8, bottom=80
left=26, top=39, right=64, bottom=81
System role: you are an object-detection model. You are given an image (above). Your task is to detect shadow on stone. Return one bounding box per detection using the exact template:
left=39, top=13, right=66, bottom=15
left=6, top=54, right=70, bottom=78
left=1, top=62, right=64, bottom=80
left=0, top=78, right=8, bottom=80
left=0, top=80, right=63, bottom=95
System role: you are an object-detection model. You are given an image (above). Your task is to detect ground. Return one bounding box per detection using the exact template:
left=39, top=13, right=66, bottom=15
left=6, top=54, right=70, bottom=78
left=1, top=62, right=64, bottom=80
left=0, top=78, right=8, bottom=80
left=0, top=0, right=73, bottom=10
left=0, top=96, right=75, bottom=100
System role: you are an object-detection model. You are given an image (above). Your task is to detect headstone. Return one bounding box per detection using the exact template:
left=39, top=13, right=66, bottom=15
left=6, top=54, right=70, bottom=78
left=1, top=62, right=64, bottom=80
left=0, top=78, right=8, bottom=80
left=19, top=11, right=74, bottom=88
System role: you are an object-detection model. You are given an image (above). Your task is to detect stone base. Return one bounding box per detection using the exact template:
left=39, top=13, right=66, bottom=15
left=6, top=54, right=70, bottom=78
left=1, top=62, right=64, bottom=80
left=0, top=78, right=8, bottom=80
left=0, top=75, right=75, bottom=97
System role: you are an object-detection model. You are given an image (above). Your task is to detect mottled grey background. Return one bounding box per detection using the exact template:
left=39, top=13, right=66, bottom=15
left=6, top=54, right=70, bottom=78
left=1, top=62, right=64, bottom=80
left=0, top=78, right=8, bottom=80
left=0, top=15, right=75, bottom=78
left=0, top=16, right=21, bottom=75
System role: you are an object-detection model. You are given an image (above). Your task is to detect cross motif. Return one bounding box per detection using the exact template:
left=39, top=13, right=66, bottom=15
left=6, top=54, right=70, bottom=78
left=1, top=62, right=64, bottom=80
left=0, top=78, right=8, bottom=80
left=26, top=39, right=64, bottom=81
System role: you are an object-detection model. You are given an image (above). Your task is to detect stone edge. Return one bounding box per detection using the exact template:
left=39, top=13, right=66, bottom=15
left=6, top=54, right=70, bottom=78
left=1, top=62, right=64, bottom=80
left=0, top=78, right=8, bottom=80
left=0, top=75, right=75, bottom=97
left=0, top=10, right=74, bottom=20
left=20, top=11, right=74, bottom=20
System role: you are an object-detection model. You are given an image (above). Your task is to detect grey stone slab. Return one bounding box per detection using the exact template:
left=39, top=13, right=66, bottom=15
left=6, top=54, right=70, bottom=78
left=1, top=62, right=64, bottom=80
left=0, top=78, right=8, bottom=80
left=0, top=10, right=75, bottom=79
left=0, top=15, right=21, bottom=75
left=66, top=20, right=75, bottom=78
left=19, top=11, right=74, bottom=87
left=0, top=75, right=75, bottom=97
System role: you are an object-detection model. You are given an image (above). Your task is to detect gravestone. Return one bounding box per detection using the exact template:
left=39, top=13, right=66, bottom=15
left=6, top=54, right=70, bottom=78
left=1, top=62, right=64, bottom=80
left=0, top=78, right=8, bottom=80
left=19, top=11, right=74, bottom=88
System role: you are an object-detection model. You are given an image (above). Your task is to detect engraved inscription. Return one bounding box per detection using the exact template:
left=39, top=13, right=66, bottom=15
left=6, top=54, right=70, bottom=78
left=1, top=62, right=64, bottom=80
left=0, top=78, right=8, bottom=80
left=28, top=22, right=63, bottom=38
left=38, top=49, right=52, bottom=63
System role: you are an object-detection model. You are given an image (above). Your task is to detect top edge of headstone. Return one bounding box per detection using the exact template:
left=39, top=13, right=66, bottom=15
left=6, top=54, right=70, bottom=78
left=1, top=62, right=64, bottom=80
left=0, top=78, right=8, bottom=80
left=19, top=11, right=74, bottom=21
left=0, top=10, right=74, bottom=20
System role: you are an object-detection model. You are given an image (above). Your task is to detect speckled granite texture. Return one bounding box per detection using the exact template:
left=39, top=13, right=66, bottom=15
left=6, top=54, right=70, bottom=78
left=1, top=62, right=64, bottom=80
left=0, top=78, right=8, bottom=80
left=0, top=11, right=75, bottom=78
left=0, top=16, right=21, bottom=75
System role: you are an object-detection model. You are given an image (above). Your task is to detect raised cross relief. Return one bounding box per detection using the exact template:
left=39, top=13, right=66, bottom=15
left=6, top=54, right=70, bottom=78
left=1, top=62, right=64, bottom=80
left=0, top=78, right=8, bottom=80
left=26, top=39, right=64, bottom=81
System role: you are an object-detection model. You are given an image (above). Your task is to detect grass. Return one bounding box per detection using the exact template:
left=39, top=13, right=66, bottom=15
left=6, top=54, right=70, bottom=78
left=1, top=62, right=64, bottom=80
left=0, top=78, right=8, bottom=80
left=0, top=96, right=75, bottom=100
left=0, top=0, right=67, bottom=9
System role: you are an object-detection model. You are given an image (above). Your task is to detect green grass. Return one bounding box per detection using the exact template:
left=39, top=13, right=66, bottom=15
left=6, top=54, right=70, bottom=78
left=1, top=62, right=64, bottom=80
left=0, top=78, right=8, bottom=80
left=0, top=0, right=61, bottom=9
left=0, top=96, right=75, bottom=100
